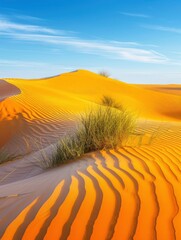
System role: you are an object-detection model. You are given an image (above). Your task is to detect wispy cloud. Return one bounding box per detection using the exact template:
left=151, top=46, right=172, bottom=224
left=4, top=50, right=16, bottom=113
left=143, top=24, right=181, bottom=34
left=0, top=59, right=47, bottom=67
left=0, top=18, right=60, bottom=34
left=120, top=12, right=150, bottom=18
left=15, top=14, right=42, bottom=22
left=0, top=16, right=169, bottom=64
left=108, top=40, right=158, bottom=48
left=1, top=32, right=168, bottom=63
left=0, top=59, right=80, bottom=78
left=0, top=59, right=91, bottom=70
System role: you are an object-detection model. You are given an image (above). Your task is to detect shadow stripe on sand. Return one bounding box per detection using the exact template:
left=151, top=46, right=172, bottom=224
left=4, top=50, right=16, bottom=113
left=112, top=150, right=141, bottom=239
left=80, top=168, right=103, bottom=240
left=0, top=196, right=36, bottom=238
left=13, top=181, right=64, bottom=240
left=124, top=147, right=160, bottom=239
left=60, top=172, right=86, bottom=240
left=35, top=176, right=72, bottom=240
left=139, top=148, right=178, bottom=239
left=90, top=156, right=122, bottom=240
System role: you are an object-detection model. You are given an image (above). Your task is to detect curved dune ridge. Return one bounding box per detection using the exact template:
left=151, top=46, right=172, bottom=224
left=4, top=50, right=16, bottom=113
left=0, top=70, right=181, bottom=239
left=0, top=79, right=21, bottom=101
left=3, top=70, right=181, bottom=123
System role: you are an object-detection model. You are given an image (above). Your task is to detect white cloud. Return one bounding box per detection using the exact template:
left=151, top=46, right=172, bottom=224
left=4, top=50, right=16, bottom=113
left=120, top=12, right=150, bottom=18
left=0, top=59, right=88, bottom=70
left=107, top=41, right=158, bottom=48
left=15, top=15, right=42, bottom=22
left=0, top=18, right=60, bottom=34
left=0, top=59, right=79, bottom=78
left=0, top=31, right=169, bottom=64
left=0, top=59, right=47, bottom=67
left=0, top=17, right=170, bottom=64
left=143, top=24, right=181, bottom=34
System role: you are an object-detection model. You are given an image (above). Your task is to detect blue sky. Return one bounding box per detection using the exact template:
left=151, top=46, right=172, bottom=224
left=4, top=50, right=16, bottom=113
left=1, top=0, right=181, bottom=83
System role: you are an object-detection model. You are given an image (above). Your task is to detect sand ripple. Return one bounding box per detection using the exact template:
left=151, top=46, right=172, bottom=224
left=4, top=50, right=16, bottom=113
left=0, top=70, right=181, bottom=239
left=0, top=121, right=181, bottom=240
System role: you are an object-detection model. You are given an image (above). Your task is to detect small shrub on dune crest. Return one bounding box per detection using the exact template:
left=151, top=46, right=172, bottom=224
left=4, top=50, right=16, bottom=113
left=99, top=71, right=110, bottom=78
left=50, top=97, right=136, bottom=167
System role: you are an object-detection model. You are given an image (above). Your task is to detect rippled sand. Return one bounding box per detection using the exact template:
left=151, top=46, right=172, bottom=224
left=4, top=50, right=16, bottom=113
left=0, top=70, right=181, bottom=240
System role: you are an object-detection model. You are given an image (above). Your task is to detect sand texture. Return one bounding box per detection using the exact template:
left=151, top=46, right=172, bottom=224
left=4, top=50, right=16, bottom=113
left=0, top=70, right=181, bottom=240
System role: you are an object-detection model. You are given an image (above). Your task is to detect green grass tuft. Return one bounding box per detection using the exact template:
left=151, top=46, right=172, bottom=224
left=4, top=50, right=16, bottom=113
left=50, top=132, right=85, bottom=166
left=49, top=97, right=136, bottom=167
left=0, top=152, right=15, bottom=165
left=101, top=95, right=123, bottom=110
left=80, top=106, right=135, bottom=152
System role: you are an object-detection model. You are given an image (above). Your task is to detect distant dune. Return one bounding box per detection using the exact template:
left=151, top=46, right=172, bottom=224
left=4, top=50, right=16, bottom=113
left=0, top=70, right=181, bottom=240
left=136, top=83, right=181, bottom=96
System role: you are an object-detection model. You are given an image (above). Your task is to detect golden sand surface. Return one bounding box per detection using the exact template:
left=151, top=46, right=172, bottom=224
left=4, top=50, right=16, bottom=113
left=0, top=70, right=181, bottom=240
left=136, top=84, right=181, bottom=96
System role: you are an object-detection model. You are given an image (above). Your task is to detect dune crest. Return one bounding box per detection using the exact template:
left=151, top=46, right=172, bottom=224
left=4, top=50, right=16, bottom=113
left=0, top=80, right=21, bottom=101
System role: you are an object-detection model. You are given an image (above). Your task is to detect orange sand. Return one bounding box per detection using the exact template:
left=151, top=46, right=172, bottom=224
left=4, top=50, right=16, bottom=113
left=0, top=70, right=181, bottom=240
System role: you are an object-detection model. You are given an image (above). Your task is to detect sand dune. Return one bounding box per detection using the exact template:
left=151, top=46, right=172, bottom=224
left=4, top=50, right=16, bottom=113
left=0, top=70, right=180, bottom=154
left=0, top=121, right=181, bottom=240
left=136, top=84, right=181, bottom=96
left=0, top=70, right=181, bottom=239
left=0, top=79, right=21, bottom=101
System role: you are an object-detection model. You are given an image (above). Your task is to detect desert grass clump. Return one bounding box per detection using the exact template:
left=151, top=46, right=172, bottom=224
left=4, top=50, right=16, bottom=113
left=49, top=99, right=136, bottom=167
left=101, top=95, right=123, bottom=110
left=80, top=106, right=135, bottom=152
left=99, top=71, right=110, bottom=78
left=50, top=132, right=86, bottom=166
left=0, top=152, right=15, bottom=164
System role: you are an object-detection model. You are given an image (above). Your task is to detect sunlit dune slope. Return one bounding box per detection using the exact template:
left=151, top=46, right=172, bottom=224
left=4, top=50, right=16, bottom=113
left=0, top=70, right=181, bottom=240
left=136, top=83, right=181, bottom=96
left=0, top=69, right=180, bottom=154
left=4, top=70, right=181, bottom=121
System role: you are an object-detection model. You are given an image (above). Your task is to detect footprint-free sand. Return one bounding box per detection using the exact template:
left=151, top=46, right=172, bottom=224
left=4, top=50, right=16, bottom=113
left=0, top=70, right=181, bottom=239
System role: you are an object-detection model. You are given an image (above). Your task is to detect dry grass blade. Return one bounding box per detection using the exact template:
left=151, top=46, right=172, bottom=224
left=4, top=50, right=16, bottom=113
left=81, top=106, right=135, bottom=152
left=48, top=96, right=136, bottom=167
left=0, top=152, right=16, bottom=165
left=50, top=133, right=85, bottom=167
left=99, top=71, right=110, bottom=78
left=101, top=95, right=124, bottom=110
